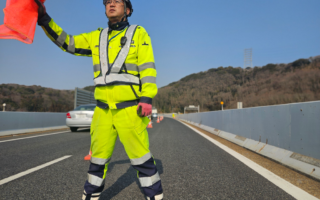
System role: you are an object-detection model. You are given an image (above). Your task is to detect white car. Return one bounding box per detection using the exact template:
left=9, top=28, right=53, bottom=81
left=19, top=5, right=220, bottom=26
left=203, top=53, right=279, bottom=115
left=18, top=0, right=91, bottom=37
left=66, top=104, right=96, bottom=132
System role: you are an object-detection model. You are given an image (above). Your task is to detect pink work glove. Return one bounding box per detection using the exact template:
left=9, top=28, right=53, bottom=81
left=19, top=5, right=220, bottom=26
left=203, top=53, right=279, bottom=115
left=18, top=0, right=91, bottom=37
left=137, top=103, right=152, bottom=117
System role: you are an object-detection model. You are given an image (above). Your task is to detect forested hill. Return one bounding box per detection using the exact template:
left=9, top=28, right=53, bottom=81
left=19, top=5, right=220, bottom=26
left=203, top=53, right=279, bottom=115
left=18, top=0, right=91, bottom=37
left=0, top=84, right=74, bottom=112
left=153, top=56, right=320, bottom=113
left=1, top=56, right=320, bottom=113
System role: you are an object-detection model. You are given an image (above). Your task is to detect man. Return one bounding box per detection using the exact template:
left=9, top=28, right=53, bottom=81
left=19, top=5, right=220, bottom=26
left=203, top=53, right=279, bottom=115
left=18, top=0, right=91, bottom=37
left=34, top=0, right=163, bottom=199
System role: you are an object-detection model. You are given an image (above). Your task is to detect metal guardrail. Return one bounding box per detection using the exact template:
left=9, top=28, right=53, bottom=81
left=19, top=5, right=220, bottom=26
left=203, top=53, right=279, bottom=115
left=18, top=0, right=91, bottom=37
left=74, top=87, right=95, bottom=109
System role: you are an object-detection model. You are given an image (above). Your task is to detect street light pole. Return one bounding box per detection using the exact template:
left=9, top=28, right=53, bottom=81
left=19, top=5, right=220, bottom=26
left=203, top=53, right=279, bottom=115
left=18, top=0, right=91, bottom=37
left=3, top=103, right=6, bottom=112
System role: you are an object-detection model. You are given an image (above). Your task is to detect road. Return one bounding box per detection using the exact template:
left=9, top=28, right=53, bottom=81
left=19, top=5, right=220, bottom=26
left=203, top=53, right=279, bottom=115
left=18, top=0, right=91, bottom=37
left=0, top=118, right=296, bottom=200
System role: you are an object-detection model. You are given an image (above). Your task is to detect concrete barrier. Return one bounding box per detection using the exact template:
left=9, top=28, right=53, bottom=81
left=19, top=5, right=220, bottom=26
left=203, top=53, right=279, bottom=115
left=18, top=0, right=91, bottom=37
left=176, top=101, right=320, bottom=180
left=0, top=112, right=67, bottom=136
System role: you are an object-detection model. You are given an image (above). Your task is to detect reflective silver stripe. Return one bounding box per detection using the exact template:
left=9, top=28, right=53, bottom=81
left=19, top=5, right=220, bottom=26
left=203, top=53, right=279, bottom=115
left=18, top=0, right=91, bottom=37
left=139, top=172, right=161, bottom=187
left=67, top=35, right=75, bottom=53
left=82, top=194, right=99, bottom=200
left=105, top=74, right=140, bottom=85
left=90, top=157, right=111, bottom=165
left=94, top=76, right=105, bottom=85
left=155, top=193, right=164, bottom=200
left=87, top=174, right=105, bottom=187
left=99, top=27, right=110, bottom=85
left=91, top=192, right=101, bottom=200
left=141, top=76, right=156, bottom=84
left=130, top=152, right=152, bottom=165
left=125, top=63, right=138, bottom=72
left=138, top=62, right=156, bottom=72
left=93, top=64, right=101, bottom=72
left=56, top=31, right=67, bottom=46
left=110, top=25, right=138, bottom=73
left=109, top=63, right=138, bottom=72
left=83, top=190, right=101, bottom=196
left=147, top=193, right=163, bottom=200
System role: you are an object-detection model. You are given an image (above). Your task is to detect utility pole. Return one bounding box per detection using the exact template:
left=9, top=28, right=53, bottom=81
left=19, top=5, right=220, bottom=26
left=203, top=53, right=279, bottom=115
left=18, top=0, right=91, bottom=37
left=3, top=103, right=6, bottom=112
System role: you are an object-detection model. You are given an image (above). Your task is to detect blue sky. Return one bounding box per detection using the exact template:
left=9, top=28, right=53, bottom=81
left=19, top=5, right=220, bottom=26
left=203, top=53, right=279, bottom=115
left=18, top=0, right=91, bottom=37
left=0, top=0, right=319, bottom=90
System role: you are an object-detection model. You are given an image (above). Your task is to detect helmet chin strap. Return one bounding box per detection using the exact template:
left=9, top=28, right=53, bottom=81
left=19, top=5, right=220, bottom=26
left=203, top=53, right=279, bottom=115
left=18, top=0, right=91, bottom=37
left=120, top=2, right=127, bottom=22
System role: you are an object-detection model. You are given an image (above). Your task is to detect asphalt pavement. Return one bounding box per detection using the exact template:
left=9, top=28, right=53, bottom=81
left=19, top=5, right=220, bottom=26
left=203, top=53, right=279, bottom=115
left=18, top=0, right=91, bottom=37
left=0, top=118, right=295, bottom=200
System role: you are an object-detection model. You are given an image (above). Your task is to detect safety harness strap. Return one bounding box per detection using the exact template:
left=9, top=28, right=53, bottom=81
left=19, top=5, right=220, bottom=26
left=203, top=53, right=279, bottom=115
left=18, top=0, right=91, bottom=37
left=94, top=25, right=138, bottom=86
left=110, top=25, right=138, bottom=73
left=105, top=74, right=140, bottom=85
left=94, top=27, right=109, bottom=86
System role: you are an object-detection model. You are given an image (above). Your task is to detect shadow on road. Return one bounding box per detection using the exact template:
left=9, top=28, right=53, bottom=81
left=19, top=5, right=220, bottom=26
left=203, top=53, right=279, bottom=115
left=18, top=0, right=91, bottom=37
left=100, top=159, right=164, bottom=200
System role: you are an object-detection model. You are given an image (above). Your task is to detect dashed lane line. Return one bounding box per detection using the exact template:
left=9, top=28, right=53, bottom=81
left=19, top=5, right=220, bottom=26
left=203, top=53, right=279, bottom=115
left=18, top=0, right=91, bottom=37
left=0, top=156, right=72, bottom=186
left=180, top=121, right=319, bottom=200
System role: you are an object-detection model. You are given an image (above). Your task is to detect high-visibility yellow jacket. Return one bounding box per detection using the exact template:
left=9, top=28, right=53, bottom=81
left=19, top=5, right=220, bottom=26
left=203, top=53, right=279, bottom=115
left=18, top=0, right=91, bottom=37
left=38, top=14, right=157, bottom=108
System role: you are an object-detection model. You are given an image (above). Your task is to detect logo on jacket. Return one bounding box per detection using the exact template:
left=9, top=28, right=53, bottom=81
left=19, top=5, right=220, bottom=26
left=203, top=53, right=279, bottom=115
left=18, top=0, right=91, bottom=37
left=142, top=41, right=149, bottom=46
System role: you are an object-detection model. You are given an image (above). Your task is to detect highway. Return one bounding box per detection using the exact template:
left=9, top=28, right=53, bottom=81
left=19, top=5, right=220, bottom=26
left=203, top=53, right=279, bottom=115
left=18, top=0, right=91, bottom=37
left=0, top=118, right=306, bottom=199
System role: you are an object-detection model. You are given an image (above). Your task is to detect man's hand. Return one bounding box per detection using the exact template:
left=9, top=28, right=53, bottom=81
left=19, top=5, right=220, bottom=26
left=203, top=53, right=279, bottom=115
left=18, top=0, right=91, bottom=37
left=34, top=0, right=46, bottom=18
left=137, top=103, right=152, bottom=117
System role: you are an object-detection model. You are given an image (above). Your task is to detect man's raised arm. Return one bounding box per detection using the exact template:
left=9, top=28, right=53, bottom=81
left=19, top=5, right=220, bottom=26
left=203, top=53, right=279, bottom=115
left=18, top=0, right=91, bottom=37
left=34, top=0, right=92, bottom=57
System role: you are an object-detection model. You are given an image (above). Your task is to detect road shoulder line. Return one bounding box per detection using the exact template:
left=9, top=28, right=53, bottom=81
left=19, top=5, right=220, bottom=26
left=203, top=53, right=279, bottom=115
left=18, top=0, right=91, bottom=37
left=180, top=121, right=319, bottom=200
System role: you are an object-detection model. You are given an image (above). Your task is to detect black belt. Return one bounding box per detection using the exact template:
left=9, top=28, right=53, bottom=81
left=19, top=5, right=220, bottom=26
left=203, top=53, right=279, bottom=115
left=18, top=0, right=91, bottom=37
left=97, top=100, right=139, bottom=109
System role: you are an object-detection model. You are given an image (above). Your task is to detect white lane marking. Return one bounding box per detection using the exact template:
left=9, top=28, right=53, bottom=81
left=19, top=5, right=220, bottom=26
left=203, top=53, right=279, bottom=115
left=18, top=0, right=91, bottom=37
left=0, top=131, right=70, bottom=143
left=180, top=121, right=319, bottom=200
left=0, top=155, right=72, bottom=186
left=0, top=128, right=90, bottom=143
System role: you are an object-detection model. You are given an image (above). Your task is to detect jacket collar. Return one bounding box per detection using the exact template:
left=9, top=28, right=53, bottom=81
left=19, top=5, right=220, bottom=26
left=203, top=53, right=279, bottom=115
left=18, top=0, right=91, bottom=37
left=108, top=21, right=129, bottom=32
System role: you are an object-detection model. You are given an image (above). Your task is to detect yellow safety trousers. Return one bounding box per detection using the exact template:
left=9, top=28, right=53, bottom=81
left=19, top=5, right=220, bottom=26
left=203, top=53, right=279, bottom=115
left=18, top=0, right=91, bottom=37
left=90, top=105, right=150, bottom=178
left=85, top=106, right=163, bottom=198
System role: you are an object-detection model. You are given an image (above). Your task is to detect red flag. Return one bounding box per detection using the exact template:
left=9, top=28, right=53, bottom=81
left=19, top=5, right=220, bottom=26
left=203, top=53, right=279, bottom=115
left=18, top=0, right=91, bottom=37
left=0, top=0, right=46, bottom=44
